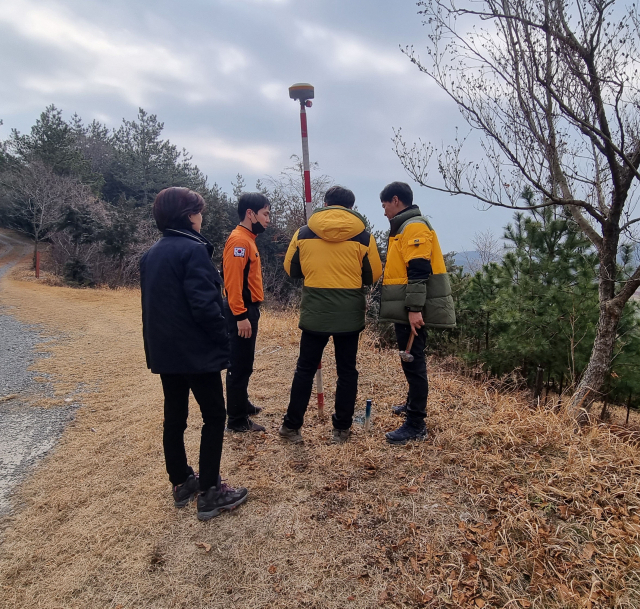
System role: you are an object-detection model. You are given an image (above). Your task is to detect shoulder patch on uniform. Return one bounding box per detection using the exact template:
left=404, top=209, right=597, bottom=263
left=233, top=247, right=246, bottom=257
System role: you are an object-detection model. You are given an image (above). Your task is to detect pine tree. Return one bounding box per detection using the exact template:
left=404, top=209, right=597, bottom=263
left=109, top=109, right=205, bottom=206
left=458, top=199, right=601, bottom=386
left=10, top=105, right=99, bottom=189
left=200, top=184, right=237, bottom=263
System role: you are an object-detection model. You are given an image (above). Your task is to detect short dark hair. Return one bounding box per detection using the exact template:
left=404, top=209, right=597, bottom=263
left=153, top=187, right=205, bottom=231
left=324, top=185, right=355, bottom=208
left=380, top=181, right=413, bottom=207
left=237, top=192, right=270, bottom=220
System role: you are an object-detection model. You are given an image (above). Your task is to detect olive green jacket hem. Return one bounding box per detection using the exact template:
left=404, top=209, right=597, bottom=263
left=300, top=286, right=367, bottom=334
left=379, top=274, right=456, bottom=328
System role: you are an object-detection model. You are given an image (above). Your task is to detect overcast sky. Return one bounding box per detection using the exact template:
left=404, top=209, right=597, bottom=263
left=0, top=0, right=516, bottom=251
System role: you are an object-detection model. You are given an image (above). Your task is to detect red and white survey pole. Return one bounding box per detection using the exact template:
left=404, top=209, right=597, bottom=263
left=289, top=83, right=325, bottom=417
left=288, top=83, right=315, bottom=221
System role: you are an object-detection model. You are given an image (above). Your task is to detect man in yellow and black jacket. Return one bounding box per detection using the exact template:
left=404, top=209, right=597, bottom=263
left=379, top=181, right=456, bottom=445
left=279, top=186, right=382, bottom=444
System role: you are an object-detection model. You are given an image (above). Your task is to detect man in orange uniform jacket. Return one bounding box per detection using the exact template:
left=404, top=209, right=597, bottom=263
left=222, top=193, right=271, bottom=432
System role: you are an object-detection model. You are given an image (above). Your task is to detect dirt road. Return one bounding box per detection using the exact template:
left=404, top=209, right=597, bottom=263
left=0, top=232, right=78, bottom=517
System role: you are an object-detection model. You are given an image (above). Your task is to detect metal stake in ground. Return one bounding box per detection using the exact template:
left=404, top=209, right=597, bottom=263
left=289, top=83, right=324, bottom=417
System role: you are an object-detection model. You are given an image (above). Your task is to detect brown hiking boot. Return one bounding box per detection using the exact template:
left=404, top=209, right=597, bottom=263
left=331, top=428, right=351, bottom=444
left=278, top=424, right=303, bottom=444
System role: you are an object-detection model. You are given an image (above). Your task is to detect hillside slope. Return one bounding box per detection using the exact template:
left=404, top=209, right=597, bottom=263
left=0, top=257, right=639, bottom=608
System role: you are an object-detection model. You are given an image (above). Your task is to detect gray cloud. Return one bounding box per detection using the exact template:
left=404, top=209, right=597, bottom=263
left=0, top=0, right=515, bottom=250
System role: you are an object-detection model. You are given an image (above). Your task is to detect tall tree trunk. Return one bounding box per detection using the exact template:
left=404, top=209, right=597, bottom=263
left=555, top=372, right=564, bottom=412
left=533, top=366, right=544, bottom=406
left=566, top=299, right=622, bottom=423
left=32, top=236, right=39, bottom=269
left=566, top=218, right=626, bottom=424
left=544, top=368, right=551, bottom=406
left=558, top=372, right=563, bottom=398
left=485, top=312, right=490, bottom=351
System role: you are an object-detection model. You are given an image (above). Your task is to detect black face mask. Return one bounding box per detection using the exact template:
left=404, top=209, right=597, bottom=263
left=251, top=220, right=265, bottom=235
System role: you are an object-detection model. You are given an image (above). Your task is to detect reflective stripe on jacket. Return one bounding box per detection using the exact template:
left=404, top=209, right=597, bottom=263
left=284, top=206, right=383, bottom=334
left=222, top=225, right=264, bottom=320
left=380, top=205, right=456, bottom=328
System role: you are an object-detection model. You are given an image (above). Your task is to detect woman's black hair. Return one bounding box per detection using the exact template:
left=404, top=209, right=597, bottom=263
left=153, top=187, right=205, bottom=231
left=237, top=192, right=270, bottom=221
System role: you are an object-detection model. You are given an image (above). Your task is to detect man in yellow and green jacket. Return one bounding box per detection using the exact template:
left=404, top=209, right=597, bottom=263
left=279, top=186, right=382, bottom=444
left=380, top=181, right=456, bottom=445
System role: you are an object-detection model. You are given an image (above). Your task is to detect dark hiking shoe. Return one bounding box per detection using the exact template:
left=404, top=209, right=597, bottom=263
left=392, top=403, right=408, bottom=416
left=278, top=424, right=303, bottom=444
left=247, top=402, right=263, bottom=415
left=197, top=480, right=248, bottom=521
left=227, top=417, right=266, bottom=433
left=385, top=420, right=428, bottom=445
left=331, top=428, right=351, bottom=444
left=173, top=473, right=199, bottom=508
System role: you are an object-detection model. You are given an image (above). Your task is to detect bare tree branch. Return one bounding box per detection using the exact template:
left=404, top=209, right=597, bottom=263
left=400, top=0, right=640, bottom=417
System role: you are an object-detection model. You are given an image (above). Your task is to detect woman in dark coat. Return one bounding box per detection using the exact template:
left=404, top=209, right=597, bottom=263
left=140, top=187, right=248, bottom=521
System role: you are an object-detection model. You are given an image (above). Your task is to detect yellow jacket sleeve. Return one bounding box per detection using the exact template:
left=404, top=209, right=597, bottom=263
left=368, top=235, right=383, bottom=283
left=283, top=230, right=301, bottom=277
left=400, top=222, right=433, bottom=311
left=400, top=222, right=434, bottom=264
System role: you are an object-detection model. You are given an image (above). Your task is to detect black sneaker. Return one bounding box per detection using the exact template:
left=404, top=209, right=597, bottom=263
left=386, top=420, right=428, bottom=445
left=172, top=473, right=199, bottom=508
left=247, top=402, right=263, bottom=415
left=227, top=417, right=266, bottom=432
left=197, top=479, right=248, bottom=521
left=392, top=404, right=408, bottom=416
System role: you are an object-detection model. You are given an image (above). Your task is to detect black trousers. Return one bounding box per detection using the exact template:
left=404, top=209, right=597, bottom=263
left=284, top=331, right=360, bottom=431
left=160, top=372, right=226, bottom=492
left=224, top=302, right=260, bottom=427
left=394, top=324, right=429, bottom=421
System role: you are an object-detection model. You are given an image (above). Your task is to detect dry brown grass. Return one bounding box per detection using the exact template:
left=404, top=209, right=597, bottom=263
left=0, top=255, right=639, bottom=608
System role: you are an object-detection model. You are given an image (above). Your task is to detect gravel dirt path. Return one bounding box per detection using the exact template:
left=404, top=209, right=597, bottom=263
left=0, top=232, right=77, bottom=516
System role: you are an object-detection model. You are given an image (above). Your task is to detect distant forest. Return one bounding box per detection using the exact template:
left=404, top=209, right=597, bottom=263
left=0, top=105, right=340, bottom=297
left=0, top=105, right=638, bottom=412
